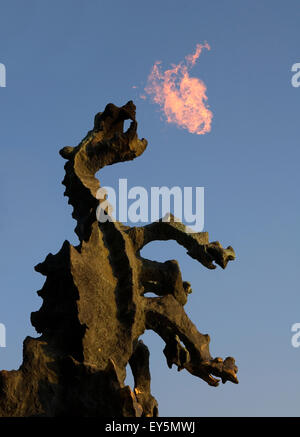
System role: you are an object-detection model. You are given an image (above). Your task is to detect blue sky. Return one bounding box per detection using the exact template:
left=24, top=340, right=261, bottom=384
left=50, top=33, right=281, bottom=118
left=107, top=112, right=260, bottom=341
left=0, top=0, right=300, bottom=416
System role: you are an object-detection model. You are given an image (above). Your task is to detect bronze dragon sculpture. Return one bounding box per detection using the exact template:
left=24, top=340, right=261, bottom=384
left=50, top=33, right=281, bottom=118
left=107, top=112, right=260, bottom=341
left=0, top=101, right=237, bottom=416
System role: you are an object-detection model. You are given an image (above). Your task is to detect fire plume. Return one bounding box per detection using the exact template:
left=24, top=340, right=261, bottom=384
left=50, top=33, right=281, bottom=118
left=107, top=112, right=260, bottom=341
left=144, top=43, right=212, bottom=135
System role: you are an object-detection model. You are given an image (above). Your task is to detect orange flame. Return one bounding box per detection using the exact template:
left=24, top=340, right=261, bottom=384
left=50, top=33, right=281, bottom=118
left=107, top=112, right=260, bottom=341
left=144, top=43, right=212, bottom=135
